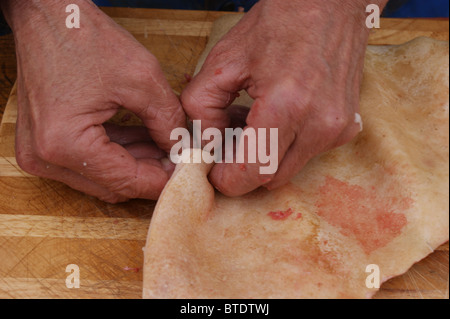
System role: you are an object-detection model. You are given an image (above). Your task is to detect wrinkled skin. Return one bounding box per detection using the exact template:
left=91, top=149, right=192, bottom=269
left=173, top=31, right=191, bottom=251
left=2, top=0, right=186, bottom=203
left=2, top=0, right=388, bottom=202
left=181, top=0, right=388, bottom=196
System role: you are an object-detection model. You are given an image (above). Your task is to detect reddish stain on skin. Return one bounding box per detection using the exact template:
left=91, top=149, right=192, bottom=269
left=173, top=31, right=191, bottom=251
left=239, top=164, right=247, bottom=171
left=268, top=208, right=294, bottom=220
left=295, top=213, right=303, bottom=220
left=214, top=68, right=223, bottom=75
left=315, top=176, right=411, bottom=254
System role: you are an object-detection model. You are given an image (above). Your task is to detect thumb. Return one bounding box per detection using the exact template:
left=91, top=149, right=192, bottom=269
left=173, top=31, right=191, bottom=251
left=119, top=60, right=188, bottom=153
left=181, top=54, right=247, bottom=132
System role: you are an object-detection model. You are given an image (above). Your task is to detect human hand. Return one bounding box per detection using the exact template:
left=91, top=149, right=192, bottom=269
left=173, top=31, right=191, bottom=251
left=181, top=0, right=388, bottom=196
left=2, top=0, right=186, bottom=203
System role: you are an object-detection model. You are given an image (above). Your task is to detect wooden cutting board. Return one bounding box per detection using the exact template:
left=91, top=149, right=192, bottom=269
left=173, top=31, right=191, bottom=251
left=0, top=8, right=448, bottom=299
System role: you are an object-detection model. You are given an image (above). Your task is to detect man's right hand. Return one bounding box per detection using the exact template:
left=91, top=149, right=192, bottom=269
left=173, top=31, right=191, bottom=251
left=1, top=0, right=187, bottom=203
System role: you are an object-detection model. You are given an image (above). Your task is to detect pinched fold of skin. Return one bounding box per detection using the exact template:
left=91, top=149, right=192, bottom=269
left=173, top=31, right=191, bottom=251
left=143, top=21, right=449, bottom=299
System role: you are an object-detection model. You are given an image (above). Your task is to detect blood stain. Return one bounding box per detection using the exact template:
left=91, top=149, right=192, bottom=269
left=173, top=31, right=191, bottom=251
left=123, top=266, right=140, bottom=273
left=214, top=68, right=223, bottom=75
left=315, top=176, right=411, bottom=254
left=268, top=208, right=294, bottom=220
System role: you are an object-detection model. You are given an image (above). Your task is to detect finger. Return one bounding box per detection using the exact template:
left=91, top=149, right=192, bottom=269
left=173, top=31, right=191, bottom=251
left=47, top=125, right=173, bottom=200
left=261, top=135, right=310, bottom=191
left=180, top=46, right=247, bottom=132
left=209, top=97, right=295, bottom=196
left=16, top=110, right=129, bottom=202
left=118, top=56, right=187, bottom=152
left=103, top=123, right=168, bottom=160
left=264, top=112, right=359, bottom=191
left=16, top=152, right=128, bottom=203
left=103, top=123, right=153, bottom=145
left=123, top=141, right=167, bottom=160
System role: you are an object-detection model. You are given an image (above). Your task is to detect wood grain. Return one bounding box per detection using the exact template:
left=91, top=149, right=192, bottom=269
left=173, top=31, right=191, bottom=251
left=0, top=8, right=448, bottom=299
left=0, top=277, right=142, bottom=299
left=0, top=214, right=149, bottom=240
left=368, top=18, right=449, bottom=44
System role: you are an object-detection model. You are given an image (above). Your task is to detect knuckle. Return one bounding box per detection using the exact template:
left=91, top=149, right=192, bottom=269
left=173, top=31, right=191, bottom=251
left=32, top=123, right=67, bottom=164
left=276, top=77, right=303, bottom=97
left=133, top=68, right=157, bottom=87
left=206, top=42, right=230, bottom=64
left=319, top=108, right=350, bottom=137
left=272, top=78, right=311, bottom=119
left=130, top=56, right=163, bottom=87
left=15, top=149, right=42, bottom=176
left=33, top=137, right=61, bottom=163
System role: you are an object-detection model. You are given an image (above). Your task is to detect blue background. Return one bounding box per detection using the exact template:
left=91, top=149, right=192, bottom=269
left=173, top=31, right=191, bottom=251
left=93, top=0, right=449, bottom=17
left=93, top=0, right=258, bottom=11
left=386, top=0, right=449, bottom=17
